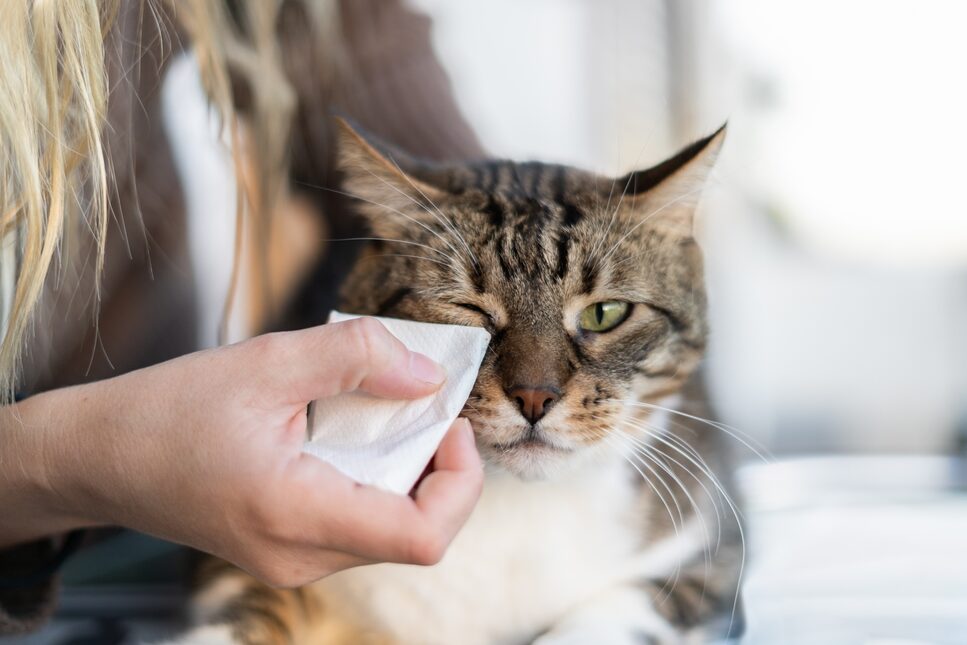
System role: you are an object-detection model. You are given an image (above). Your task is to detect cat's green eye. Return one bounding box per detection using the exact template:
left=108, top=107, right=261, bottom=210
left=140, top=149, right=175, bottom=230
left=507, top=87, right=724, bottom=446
left=578, top=301, right=630, bottom=333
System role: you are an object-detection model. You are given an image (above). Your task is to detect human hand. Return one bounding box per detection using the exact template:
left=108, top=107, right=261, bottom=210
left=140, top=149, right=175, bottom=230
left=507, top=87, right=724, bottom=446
left=2, top=318, right=483, bottom=586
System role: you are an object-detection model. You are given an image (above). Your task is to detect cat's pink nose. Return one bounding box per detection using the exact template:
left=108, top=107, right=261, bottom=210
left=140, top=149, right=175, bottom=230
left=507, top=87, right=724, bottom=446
left=507, top=386, right=560, bottom=424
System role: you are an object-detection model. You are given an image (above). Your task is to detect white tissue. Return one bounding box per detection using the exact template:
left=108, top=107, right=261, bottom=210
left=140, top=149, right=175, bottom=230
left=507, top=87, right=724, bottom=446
left=302, top=311, right=491, bottom=494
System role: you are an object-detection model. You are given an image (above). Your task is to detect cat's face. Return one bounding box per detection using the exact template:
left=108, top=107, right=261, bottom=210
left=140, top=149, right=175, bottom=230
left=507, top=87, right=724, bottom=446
left=337, top=122, right=723, bottom=479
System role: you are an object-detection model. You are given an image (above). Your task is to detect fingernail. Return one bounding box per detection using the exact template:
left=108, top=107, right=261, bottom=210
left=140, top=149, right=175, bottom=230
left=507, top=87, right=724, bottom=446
left=409, top=351, right=447, bottom=385
left=459, top=418, right=474, bottom=440
left=458, top=420, right=483, bottom=466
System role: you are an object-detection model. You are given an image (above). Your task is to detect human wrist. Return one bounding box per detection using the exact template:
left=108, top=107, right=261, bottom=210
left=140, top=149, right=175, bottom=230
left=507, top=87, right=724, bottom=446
left=0, top=384, right=107, bottom=547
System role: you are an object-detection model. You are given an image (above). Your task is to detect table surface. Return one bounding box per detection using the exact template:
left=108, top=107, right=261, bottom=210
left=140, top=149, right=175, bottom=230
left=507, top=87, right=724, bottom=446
left=738, top=456, right=967, bottom=645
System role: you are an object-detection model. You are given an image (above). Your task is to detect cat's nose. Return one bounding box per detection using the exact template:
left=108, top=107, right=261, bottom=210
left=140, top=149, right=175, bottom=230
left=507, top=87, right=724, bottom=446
left=507, top=386, right=560, bottom=424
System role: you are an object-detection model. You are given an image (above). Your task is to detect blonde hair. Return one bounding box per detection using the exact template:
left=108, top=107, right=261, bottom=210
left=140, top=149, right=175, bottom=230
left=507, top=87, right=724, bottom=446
left=0, top=1, right=115, bottom=398
left=0, top=0, right=324, bottom=398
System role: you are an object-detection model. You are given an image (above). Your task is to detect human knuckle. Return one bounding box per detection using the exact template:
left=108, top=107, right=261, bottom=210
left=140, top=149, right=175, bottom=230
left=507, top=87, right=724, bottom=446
left=346, top=317, right=390, bottom=367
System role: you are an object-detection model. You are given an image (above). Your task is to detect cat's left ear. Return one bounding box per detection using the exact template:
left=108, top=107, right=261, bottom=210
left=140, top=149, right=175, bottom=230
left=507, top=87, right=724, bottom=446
left=611, top=124, right=726, bottom=234
left=334, top=118, right=447, bottom=224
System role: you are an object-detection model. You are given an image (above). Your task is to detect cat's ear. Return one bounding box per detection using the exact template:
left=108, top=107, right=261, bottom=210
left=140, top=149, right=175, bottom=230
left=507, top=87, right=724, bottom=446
left=611, top=124, right=726, bottom=235
left=335, top=118, right=446, bottom=231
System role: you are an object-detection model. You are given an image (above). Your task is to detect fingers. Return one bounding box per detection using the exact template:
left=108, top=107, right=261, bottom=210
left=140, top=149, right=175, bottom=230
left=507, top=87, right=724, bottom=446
left=298, top=419, right=483, bottom=565
left=412, top=418, right=483, bottom=531
left=265, top=317, right=446, bottom=403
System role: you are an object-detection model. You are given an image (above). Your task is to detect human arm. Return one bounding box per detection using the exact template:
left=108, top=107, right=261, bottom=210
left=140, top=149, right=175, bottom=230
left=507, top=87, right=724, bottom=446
left=1, top=317, right=482, bottom=587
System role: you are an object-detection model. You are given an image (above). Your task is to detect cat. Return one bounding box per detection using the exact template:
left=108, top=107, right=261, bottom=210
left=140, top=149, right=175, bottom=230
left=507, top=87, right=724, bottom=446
left=178, top=120, right=744, bottom=645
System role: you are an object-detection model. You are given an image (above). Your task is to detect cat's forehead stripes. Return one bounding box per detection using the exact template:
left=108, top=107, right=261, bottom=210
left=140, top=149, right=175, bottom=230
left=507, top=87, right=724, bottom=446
left=335, top=118, right=722, bottom=352
left=358, top=154, right=610, bottom=302
left=440, top=160, right=602, bottom=295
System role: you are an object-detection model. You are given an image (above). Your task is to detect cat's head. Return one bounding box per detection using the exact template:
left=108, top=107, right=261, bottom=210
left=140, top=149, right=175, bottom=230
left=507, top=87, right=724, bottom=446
left=336, top=120, right=724, bottom=479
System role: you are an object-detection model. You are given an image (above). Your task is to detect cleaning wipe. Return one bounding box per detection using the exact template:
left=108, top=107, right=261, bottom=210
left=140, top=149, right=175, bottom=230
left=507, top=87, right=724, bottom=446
left=302, top=311, right=491, bottom=495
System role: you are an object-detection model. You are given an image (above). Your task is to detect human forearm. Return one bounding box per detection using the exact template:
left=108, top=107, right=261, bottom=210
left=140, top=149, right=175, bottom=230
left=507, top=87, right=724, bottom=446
left=0, top=384, right=105, bottom=548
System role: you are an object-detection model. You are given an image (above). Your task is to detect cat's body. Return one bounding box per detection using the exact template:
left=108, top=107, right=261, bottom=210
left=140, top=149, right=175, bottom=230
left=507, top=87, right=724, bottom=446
left=179, top=122, right=742, bottom=644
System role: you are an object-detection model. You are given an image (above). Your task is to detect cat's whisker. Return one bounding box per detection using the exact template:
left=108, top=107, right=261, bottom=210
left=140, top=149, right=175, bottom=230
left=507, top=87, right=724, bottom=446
left=599, top=433, right=682, bottom=539
left=617, top=422, right=724, bottom=544
left=622, top=415, right=749, bottom=549
left=302, top=182, right=467, bottom=270
left=366, top=253, right=450, bottom=268
left=618, top=417, right=747, bottom=635
left=356, top=158, right=479, bottom=266
left=588, top=169, right=639, bottom=270
left=320, top=236, right=457, bottom=264
left=653, top=430, right=723, bottom=511
left=384, top=156, right=480, bottom=269
left=607, top=253, right=657, bottom=277
left=606, top=424, right=717, bottom=586
left=605, top=430, right=688, bottom=534
left=621, top=418, right=721, bottom=497
left=592, top=423, right=693, bottom=601
left=604, top=433, right=704, bottom=605
left=594, top=185, right=709, bottom=273
left=601, top=427, right=703, bottom=605
left=357, top=163, right=474, bottom=273
left=582, top=414, right=741, bottom=628
left=618, top=422, right=725, bottom=559
left=589, top=140, right=652, bottom=270
left=601, top=165, right=619, bottom=224
left=610, top=398, right=771, bottom=462
left=656, top=421, right=719, bottom=468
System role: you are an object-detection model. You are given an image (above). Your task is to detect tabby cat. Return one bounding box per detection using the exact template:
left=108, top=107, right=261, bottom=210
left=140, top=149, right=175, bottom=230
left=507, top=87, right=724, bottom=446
left=179, top=120, right=743, bottom=644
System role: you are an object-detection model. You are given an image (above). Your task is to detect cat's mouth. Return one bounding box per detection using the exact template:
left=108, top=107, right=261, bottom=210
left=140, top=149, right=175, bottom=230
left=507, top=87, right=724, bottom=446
left=485, top=420, right=578, bottom=459
left=490, top=435, right=574, bottom=454
left=480, top=427, right=581, bottom=480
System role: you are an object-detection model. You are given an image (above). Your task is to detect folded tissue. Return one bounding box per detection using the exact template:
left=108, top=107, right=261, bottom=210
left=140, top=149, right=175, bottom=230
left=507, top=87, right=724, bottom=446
left=302, top=311, right=491, bottom=494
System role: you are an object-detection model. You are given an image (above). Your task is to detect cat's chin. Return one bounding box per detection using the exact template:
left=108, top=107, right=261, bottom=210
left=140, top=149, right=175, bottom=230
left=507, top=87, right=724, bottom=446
left=481, top=439, right=589, bottom=481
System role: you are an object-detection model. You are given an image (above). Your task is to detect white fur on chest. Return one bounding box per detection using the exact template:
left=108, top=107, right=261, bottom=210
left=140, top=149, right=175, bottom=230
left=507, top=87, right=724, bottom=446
left=313, top=453, right=643, bottom=645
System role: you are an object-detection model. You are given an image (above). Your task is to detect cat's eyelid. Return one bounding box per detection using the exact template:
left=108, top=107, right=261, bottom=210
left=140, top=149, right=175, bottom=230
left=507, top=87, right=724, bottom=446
left=642, top=301, right=685, bottom=330
left=452, top=301, right=495, bottom=325
left=453, top=301, right=487, bottom=314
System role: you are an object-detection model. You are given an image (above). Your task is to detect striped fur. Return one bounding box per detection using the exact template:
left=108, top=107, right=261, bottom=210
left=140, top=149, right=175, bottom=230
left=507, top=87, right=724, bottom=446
left=179, top=121, right=742, bottom=644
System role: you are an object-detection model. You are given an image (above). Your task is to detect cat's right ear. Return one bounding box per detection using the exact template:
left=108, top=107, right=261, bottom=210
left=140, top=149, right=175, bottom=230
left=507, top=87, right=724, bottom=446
left=607, top=124, right=727, bottom=236
left=334, top=118, right=446, bottom=234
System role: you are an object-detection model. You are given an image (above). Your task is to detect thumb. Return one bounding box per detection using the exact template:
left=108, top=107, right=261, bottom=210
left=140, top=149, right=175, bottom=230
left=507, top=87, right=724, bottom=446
left=269, top=317, right=447, bottom=403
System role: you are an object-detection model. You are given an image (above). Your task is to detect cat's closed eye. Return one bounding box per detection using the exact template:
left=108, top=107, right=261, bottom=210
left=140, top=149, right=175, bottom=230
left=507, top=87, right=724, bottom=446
left=454, top=302, right=495, bottom=328
left=578, top=301, right=631, bottom=333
